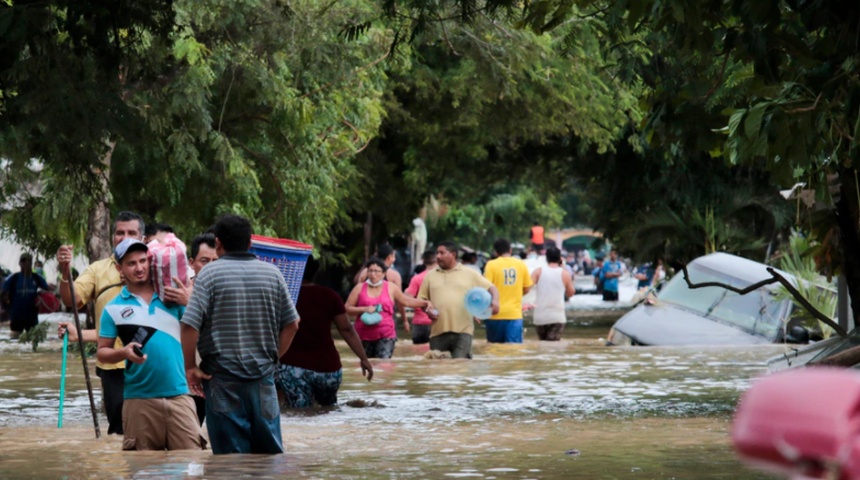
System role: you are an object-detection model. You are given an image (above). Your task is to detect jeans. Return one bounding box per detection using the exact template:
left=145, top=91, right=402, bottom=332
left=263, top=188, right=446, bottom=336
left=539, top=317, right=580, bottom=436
left=429, top=332, right=473, bottom=359
left=203, top=373, right=283, bottom=454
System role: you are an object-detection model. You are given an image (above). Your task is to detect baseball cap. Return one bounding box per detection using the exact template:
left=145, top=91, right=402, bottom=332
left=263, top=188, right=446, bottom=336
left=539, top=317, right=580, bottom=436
left=114, top=238, right=148, bottom=262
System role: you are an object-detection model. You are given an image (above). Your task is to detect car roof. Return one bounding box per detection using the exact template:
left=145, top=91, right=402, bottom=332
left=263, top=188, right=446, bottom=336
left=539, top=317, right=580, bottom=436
left=690, top=252, right=792, bottom=289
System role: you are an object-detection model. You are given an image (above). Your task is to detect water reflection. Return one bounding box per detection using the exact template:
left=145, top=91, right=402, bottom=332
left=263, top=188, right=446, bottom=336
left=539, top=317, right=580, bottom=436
left=0, top=320, right=785, bottom=479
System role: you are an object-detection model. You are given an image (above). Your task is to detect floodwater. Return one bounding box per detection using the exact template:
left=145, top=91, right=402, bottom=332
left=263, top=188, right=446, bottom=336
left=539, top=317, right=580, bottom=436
left=0, top=315, right=784, bottom=479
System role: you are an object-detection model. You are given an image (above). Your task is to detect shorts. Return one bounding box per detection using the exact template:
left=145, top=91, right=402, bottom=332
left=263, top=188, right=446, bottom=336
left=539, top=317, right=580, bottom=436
left=429, top=332, right=473, bottom=359
left=275, top=364, right=342, bottom=408
left=603, top=290, right=619, bottom=301
left=362, top=338, right=396, bottom=359
left=9, top=311, right=38, bottom=333
left=536, top=323, right=564, bottom=341
left=485, top=319, right=523, bottom=343
left=412, top=324, right=431, bottom=344
left=122, top=395, right=203, bottom=451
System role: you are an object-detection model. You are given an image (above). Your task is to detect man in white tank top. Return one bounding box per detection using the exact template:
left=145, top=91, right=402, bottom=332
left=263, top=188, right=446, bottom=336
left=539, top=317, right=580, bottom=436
left=530, top=247, right=575, bottom=341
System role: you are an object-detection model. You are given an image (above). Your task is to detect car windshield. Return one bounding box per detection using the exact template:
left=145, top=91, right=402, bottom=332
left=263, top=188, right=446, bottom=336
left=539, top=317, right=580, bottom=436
left=657, top=263, right=786, bottom=339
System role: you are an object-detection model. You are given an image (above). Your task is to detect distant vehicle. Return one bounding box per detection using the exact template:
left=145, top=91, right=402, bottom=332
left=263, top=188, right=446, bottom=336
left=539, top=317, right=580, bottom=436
left=606, top=252, right=832, bottom=346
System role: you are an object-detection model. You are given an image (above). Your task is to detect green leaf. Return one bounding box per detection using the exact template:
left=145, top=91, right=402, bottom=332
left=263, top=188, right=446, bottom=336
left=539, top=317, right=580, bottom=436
left=744, top=104, right=766, bottom=140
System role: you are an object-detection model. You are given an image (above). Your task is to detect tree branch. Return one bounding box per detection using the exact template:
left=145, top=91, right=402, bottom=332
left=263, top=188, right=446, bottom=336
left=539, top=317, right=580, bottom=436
left=809, top=343, right=860, bottom=367
left=785, top=92, right=822, bottom=114
left=333, top=119, right=371, bottom=157
left=299, top=48, right=390, bottom=99
left=681, top=265, right=846, bottom=337
left=698, top=52, right=730, bottom=101
left=237, top=143, right=286, bottom=223
left=218, top=67, right=237, bottom=133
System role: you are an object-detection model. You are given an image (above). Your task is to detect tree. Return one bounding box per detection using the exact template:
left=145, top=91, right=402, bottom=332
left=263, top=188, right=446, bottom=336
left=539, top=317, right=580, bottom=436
left=578, top=0, right=860, bottom=323
left=1, top=0, right=392, bottom=257
left=430, top=185, right=565, bottom=250
left=0, top=0, right=175, bottom=259
left=112, top=0, right=391, bottom=247
left=336, top=7, right=641, bottom=260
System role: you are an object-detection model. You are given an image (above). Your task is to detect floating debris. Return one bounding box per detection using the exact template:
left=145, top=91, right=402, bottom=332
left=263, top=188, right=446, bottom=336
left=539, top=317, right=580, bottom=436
left=423, top=350, right=452, bottom=360
left=564, top=449, right=581, bottom=456
left=345, top=399, right=385, bottom=408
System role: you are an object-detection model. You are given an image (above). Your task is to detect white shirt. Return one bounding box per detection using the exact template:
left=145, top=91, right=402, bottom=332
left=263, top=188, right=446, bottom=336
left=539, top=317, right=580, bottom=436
left=533, top=265, right=566, bottom=325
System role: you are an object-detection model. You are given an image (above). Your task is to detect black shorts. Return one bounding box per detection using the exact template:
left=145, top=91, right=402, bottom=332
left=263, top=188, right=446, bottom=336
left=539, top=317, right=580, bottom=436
left=536, top=323, right=564, bottom=341
left=412, top=324, right=431, bottom=344
left=603, top=290, right=619, bottom=301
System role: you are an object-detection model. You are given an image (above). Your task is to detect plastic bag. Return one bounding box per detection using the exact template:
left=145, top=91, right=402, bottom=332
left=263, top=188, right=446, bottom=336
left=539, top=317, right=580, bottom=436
left=147, top=233, right=189, bottom=300
left=362, top=303, right=383, bottom=326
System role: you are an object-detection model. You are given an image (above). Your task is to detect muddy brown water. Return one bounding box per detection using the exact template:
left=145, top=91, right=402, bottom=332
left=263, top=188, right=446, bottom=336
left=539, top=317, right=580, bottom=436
left=0, top=317, right=784, bottom=479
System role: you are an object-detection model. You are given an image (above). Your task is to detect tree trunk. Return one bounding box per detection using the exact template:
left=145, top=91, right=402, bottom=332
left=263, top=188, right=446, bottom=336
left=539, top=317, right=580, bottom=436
left=363, top=212, right=372, bottom=262
left=85, top=141, right=115, bottom=262
left=835, top=166, right=860, bottom=326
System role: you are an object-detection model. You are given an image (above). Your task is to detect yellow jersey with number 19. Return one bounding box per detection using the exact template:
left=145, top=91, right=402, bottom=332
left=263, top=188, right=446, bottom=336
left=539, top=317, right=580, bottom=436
left=483, top=256, right=533, bottom=320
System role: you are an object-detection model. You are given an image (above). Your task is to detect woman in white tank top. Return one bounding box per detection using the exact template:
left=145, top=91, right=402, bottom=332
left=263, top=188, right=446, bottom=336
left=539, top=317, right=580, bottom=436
left=530, top=247, right=575, bottom=341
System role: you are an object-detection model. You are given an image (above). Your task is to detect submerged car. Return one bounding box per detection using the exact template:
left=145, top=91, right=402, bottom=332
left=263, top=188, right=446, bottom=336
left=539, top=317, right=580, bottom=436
left=766, top=326, right=860, bottom=371
left=606, top=252, right=829, bottom=346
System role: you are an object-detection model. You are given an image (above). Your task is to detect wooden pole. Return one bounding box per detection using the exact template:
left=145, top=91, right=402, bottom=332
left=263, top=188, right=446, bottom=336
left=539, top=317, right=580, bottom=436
left=67, top=279, right=101, bottom=438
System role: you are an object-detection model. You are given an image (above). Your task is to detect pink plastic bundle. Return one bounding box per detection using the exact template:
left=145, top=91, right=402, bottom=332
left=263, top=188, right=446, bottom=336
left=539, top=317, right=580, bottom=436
left=147, top=233, right=189, bottom=299
left=732, top=367, right=860, bottom=479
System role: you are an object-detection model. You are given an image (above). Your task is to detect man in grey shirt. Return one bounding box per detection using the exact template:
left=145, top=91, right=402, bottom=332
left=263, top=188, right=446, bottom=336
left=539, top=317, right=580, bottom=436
left=180, top=214, right=300, bottom=454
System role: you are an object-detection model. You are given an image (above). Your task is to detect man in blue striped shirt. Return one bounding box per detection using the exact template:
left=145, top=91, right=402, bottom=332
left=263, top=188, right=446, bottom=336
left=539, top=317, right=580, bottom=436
left=180, top=214, right=300, bottom=454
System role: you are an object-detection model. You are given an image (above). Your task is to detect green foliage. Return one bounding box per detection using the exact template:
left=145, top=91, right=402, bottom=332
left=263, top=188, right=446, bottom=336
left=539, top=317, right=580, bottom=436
left=0, top=162, right=89, bottom=256
left=10, top=0, right=835, bottom=287
left=109, top=0, right=392, bottom=247
left=626, top=189, right=792, bottom=264
left=0, top=0, right=175, bottom=192
left=431, top=185, right=565, bottom=250
left=776, top=232, right=838, bottom=338
left=587, top=1, right=860, bottom=264
left=571, top=0, right=860, bottom=319
left=2, top=0, right=394, bottom=253
left=390, top=13, right=640, bottom=201
left=337, top=5, right=641, bottom=258
left=17, top=321, right=49, bottom=352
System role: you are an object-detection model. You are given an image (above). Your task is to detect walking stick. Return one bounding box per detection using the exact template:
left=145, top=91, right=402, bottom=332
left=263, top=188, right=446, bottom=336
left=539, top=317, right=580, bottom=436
left=58, top=332, right=68, bottom=428
left=67, top=279, right=101, bottom=438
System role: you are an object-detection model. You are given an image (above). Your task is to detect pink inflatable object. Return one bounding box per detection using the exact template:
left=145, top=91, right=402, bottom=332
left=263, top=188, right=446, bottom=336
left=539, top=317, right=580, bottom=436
left=732, top=367, right=860, bottom=479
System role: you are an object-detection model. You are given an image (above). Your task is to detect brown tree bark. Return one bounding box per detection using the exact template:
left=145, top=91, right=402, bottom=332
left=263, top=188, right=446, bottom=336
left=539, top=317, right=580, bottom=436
left=363, top=212, right=372, bottom=262
left=806, top=166, right=860, bottom=368
left=85, top=141, right=115, bottom=262
left=835, top=165, right=860, bottom=328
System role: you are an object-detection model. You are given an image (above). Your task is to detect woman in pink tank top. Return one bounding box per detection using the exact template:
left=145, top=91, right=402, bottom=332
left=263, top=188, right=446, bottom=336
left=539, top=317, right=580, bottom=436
left=346, top=258, right=435, bottom=358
